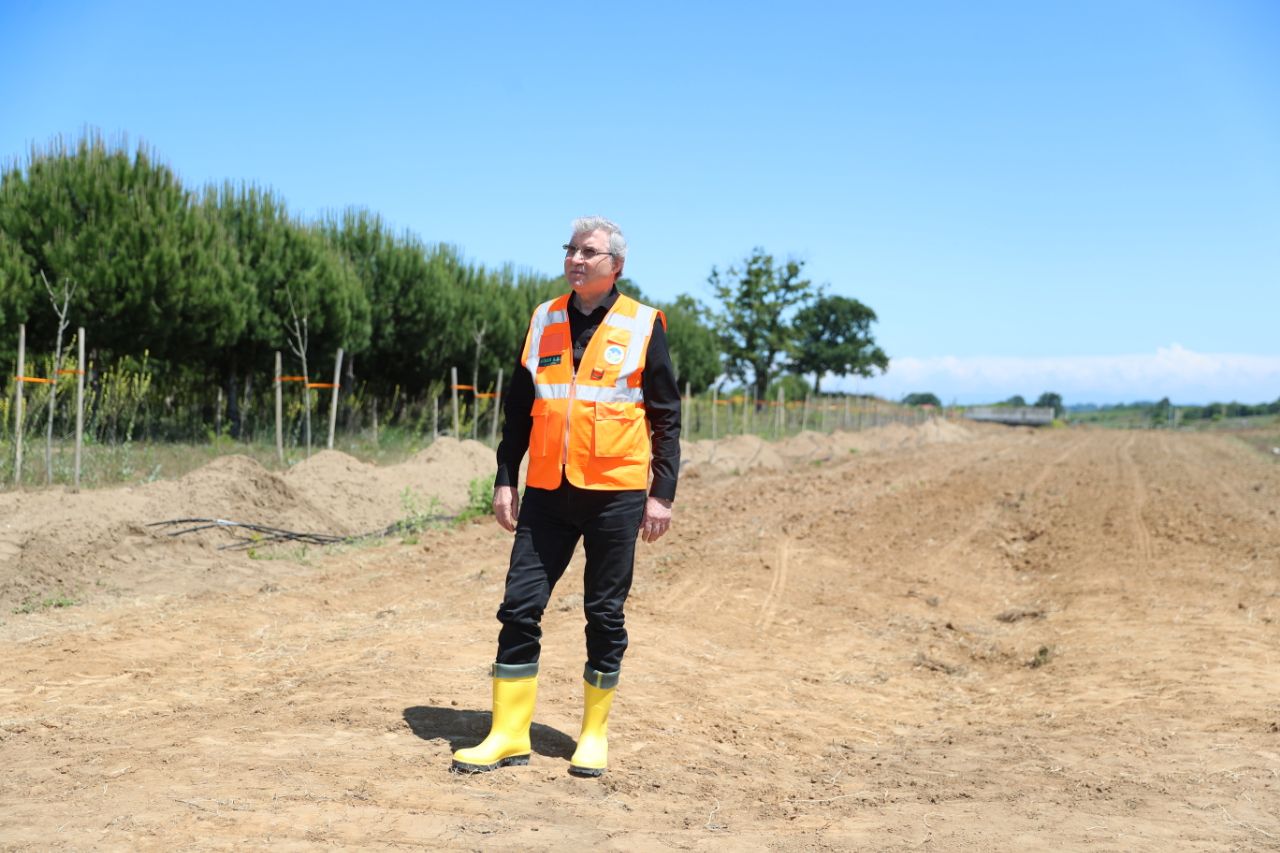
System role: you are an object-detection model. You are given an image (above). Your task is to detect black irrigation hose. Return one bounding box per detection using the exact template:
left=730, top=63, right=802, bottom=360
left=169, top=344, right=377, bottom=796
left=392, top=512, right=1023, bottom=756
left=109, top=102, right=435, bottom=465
left=146, top=514, right=458, bottom=551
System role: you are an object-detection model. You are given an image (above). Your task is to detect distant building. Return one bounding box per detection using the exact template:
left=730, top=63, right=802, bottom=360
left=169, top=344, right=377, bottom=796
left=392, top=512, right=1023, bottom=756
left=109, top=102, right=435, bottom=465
left=964, top=406, right=1055, bottom=427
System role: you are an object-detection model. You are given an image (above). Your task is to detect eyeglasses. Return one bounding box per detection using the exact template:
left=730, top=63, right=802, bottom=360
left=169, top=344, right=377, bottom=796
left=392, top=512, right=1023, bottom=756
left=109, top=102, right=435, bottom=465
left=563, top=244, right=615, bottom=261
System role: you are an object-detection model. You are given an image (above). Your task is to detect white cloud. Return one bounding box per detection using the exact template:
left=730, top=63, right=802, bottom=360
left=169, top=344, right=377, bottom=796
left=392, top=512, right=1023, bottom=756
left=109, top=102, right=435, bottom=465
left=834, top=345, right=1280, bottom=405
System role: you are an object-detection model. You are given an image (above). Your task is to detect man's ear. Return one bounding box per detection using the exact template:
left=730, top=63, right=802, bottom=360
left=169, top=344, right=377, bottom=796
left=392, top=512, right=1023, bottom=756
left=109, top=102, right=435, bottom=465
left=613, top=258, right=625, bottom=282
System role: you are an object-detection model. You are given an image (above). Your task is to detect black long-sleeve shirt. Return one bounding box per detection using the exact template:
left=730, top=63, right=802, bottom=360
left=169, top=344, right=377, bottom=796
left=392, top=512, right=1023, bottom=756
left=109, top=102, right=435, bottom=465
left=495, top=288, right=682, bottom=500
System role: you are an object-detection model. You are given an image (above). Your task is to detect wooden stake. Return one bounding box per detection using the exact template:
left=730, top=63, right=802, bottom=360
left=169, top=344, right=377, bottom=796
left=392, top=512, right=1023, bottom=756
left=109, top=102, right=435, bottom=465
left=432, top=395, right=439, bottom=442
left=491, top=368, right=503, bottom=444
left=14, top=324, right=24, bottom=486
left=372, top=396, right=379, bottom=446
left=74, top=327, right=84, bottom=490
left=777, top=386, right=785, bottom=437
left=686, top=381, right=696, bottom=440
left=274, top=351, right=284, bottom=465
left=711, top=387, right=717, bottom=440
left=327, top=347, right=343, bottom=450
left=215, top=386, right=223, bottom=440
left=451, top=366, right=460, bottom=437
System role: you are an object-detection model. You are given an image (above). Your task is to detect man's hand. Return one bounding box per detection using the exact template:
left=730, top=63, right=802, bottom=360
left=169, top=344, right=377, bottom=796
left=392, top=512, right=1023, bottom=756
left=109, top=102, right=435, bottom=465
left=493, top=485, right=520, bottom=533
left=640, top=496, right=673, bottom=543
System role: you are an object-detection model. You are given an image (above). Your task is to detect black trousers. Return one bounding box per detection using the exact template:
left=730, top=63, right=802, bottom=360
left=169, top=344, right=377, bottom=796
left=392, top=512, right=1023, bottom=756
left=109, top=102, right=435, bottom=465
left=495, top=482, right=647, bottom=674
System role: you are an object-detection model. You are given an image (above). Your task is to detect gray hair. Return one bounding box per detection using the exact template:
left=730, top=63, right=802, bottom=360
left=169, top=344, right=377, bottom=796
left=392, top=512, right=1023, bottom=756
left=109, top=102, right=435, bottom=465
left=571, top=215, right=627, bottom=260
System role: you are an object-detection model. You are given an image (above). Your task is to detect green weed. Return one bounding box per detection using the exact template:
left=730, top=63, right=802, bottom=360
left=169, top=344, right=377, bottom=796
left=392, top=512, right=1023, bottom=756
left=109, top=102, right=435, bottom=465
left=453, top=476, right=494, bottom=526
left=387, top=487, right=445, bottom=538
left=12, top=591, right=78, bottom=614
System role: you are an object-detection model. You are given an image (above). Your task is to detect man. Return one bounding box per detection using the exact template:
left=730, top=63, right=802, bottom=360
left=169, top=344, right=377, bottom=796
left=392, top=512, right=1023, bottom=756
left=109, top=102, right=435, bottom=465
left=452, top=216, right=681, bottom=777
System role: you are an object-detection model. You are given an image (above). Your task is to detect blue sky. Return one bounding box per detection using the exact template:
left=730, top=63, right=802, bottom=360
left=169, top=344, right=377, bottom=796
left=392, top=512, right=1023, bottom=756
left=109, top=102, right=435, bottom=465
left=2, top=0, right=1277, bottom=404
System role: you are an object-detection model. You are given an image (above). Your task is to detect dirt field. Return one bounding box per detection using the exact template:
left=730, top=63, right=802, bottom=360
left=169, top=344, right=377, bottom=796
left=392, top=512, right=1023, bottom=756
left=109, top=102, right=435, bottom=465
left=1, top=425, right=1278, bottom=851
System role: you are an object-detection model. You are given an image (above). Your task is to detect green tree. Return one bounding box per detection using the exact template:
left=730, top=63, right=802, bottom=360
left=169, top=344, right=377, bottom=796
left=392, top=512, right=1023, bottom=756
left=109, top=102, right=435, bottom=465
left=788, top=294, right=887, bottom=392
left=0, top=133, right=249, bottom=362
left=709, top=248, right=813, bottom=402
left=1034, top=391, right=1064, bottom=418
left=0, top=229, right=30, bottom=337
left=656, top=294, right=720, bottom=393
left=1150, top=396, right=1173, bottom=427
left=321, top=209, right=463, bottom=393
left=1002, top=395, right=1028, bottom=407
left=768, top=373, right=812, bottom=403
left=903, top=392, right=942, bottom=407
left=207, top=184, right=370, bottom=433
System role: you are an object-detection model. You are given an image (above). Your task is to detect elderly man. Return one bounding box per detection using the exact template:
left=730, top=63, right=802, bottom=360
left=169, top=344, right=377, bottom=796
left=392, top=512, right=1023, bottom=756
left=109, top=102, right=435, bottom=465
left=452, top=216, right=681, bottom=777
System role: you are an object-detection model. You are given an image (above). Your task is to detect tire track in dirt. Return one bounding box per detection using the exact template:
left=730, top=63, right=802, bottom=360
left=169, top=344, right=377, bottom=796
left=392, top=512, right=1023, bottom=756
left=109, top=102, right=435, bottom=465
left=922, top=435, right=1083, bottom=577
left=1165, top=432, right=1280, bottom=529
left=1117, top=433, right=1155, bottom=566
left=755, top=536, right=790, bottom=632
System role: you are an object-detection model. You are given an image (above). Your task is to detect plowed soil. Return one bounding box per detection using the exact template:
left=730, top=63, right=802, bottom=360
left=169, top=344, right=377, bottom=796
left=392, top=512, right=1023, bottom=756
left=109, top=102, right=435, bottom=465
left=1, top=426, right=1278, bottom=851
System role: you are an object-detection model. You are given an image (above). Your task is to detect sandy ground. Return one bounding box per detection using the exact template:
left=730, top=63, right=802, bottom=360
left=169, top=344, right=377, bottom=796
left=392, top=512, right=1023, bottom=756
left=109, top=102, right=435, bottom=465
left=1, top=425, right=1278, bottom=851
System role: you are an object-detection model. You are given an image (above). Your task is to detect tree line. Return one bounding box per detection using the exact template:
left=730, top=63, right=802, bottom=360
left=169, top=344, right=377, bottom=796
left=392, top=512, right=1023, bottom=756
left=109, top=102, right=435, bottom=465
left=1, top=132, right=886, bottom=439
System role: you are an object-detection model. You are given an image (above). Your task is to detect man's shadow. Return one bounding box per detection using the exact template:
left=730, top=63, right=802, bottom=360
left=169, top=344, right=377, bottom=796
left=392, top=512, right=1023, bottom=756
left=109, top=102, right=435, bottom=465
left=402, top=705, right=577, bottom=760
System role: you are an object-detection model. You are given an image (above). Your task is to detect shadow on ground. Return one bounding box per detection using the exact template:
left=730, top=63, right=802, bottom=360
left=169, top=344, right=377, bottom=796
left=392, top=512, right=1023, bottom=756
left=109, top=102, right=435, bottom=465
left=402, top=705, right=576, bottom=759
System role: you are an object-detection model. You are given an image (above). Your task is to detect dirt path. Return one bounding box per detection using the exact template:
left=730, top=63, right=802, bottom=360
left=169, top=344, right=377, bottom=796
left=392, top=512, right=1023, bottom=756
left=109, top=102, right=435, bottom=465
left=1, top=428, right=1278, bottom=850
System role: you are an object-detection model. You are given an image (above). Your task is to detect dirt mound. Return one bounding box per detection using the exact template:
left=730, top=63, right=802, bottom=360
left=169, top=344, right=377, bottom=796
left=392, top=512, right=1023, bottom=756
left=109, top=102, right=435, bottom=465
left=1, top=425, right=983, bottom=613
left=688, top=420, right=978, bottom=476
left=777, top=429, right=833, bottom=461
left=680, top=433, right=785, bottom=478
left=149, top=454, right=337, bottom=530
left=0, top=440, right=497, bottom=614
left=283, top=450, right=396, bottom=534
left=280, top=439, right=493, bottom=535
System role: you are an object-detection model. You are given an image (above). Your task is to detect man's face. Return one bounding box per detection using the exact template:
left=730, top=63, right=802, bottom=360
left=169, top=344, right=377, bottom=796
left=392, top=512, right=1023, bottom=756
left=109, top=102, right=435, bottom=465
left=564, top=228, right=622, bottom=301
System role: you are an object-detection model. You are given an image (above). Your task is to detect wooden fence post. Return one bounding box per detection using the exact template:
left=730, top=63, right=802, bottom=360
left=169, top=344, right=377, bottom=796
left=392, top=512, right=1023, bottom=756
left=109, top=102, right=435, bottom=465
left=432, top=395, right=439, bottom=442
left=451, top=367, right=460, bottom=437
left=327, top=347, right=343, bottom=450
left=14, top=323, right=25, bottom=486
left=711, top=387, right=717, bottom=440
left=777, top=387, right=785, bottom=437
left=491, top=368, right=503, bottom=444
left=74, top=328, right=85, bottom=490
left=274, top=351, right=284, bottom=465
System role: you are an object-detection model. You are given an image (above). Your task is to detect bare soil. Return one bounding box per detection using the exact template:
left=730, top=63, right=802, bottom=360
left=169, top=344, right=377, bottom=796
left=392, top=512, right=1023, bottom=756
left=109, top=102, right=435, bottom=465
left=1, top=425, right=1278, bottom=851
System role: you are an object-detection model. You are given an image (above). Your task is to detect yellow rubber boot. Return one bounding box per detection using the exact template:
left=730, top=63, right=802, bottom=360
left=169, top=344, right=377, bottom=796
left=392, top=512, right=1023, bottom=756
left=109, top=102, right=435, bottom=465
left=569, top=667, right=619, bottom=777
left=451, top=665, right=538, bottom=773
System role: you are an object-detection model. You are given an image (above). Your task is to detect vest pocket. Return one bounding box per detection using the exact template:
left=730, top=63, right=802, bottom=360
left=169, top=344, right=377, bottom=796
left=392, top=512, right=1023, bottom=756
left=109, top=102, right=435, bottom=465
left=529, top=399, right=551, bottom=457
left=593, top=402, right=643, bottom=458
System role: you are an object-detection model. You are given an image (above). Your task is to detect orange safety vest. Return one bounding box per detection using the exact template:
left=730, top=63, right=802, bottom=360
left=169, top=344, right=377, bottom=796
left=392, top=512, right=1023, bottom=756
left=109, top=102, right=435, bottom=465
left=520, top=292, right=665, bottom=491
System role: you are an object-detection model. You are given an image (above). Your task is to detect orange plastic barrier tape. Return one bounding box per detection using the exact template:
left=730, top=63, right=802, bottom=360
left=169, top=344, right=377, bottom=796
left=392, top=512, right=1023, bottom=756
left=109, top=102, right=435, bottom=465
left=57, top=369, right=85, bottom=375
left=276, top=376, right=307, bottom=382
left=306, top=382, right=339, bottom=389
left=475, top=392, right=497, bottom=399
left=453, top=384, right=476, bottom=391
left=14, top=376, right=54, bottom=384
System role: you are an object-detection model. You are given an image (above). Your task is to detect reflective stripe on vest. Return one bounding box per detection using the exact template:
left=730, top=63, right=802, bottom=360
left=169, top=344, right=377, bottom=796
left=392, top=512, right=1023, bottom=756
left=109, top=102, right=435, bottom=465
left=519, top=293, right=660, bottom=491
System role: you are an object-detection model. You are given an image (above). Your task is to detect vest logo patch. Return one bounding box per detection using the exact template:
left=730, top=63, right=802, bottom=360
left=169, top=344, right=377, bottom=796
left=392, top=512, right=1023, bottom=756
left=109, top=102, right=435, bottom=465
left=603, top=344, right=625, bottom=365
left=538, top=354, right=561, bottom=368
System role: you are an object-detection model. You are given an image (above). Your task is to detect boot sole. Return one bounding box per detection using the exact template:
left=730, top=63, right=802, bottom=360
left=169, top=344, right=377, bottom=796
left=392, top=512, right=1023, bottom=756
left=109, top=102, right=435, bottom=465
left=568, top=764, right=605, bottom=778
left=450, top=754, right=530, bottom=774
